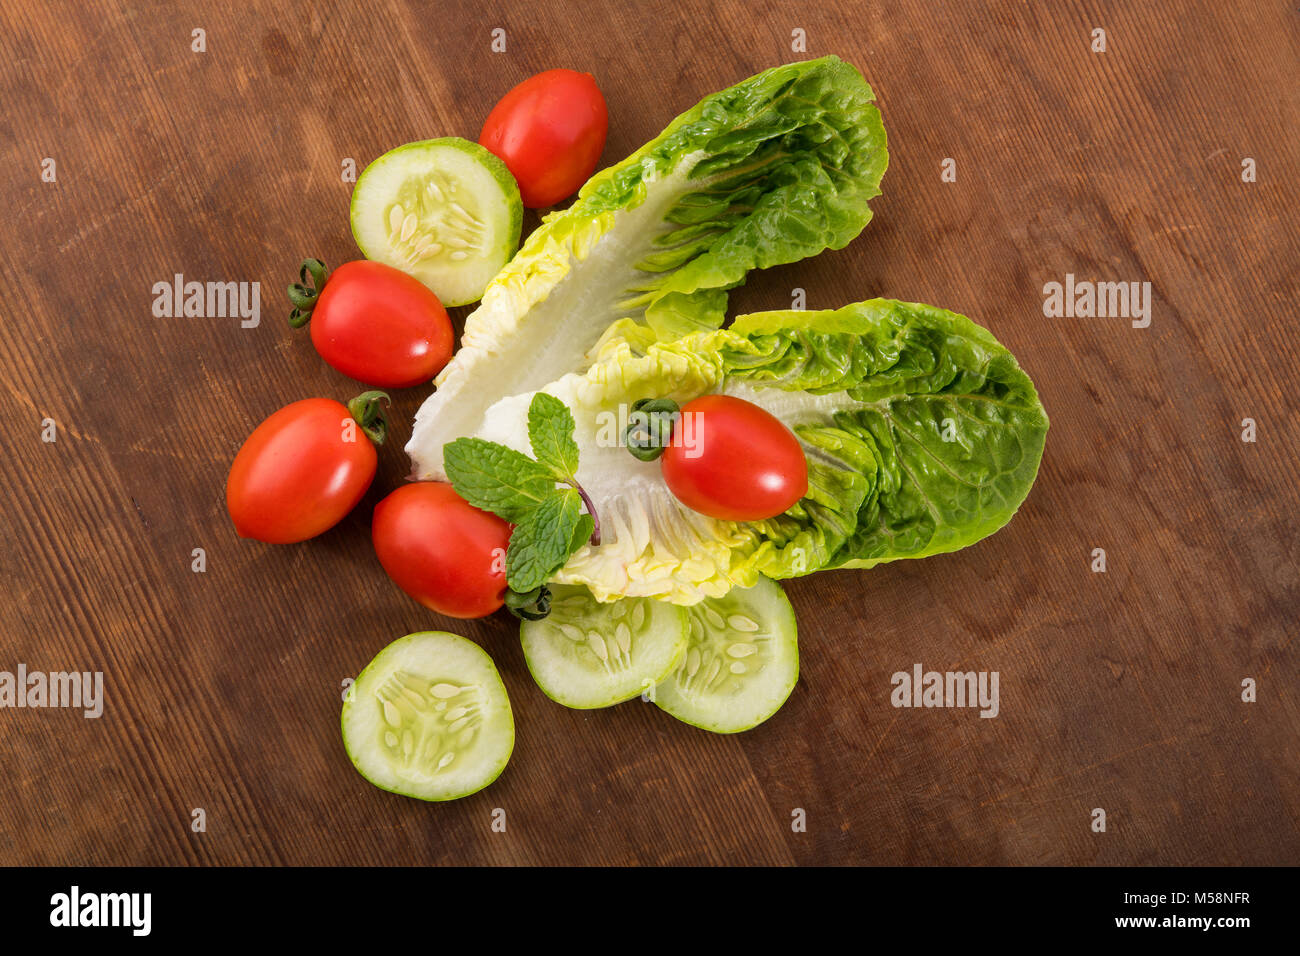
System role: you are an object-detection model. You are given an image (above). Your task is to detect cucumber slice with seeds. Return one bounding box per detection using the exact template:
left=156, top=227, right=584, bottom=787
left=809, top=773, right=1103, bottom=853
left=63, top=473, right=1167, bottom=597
left=342, top=631, right=513, bottom=801
left=351, top=137, right=522, bottom=307
left=520, top=586, right=688, bottom=709
left=654, top=577, right=798, bottom=734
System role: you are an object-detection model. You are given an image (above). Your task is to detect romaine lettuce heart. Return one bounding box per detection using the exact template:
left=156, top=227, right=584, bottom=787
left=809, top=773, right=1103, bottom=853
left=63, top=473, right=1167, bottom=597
left=465, top=300, right=1048, bottom=605
left=719, top=301, right=1049, bottom=572
left=407, top=56, right=888, bottom=480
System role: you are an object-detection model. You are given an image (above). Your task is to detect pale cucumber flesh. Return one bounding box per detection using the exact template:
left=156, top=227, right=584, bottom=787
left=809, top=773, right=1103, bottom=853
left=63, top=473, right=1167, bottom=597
left=520, top=586, right=688, bottom=709
left=653, top=577, right=798, bottom=733
left=351, top=137, right=522, bottom=307
left=341, top=631, right=513, bottom=801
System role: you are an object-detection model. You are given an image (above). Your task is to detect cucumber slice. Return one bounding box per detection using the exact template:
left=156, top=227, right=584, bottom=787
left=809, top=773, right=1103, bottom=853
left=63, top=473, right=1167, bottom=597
left=520, top=586, right=688, bottom=709
left=654, top=577, right=798, bottom=734
left=341, top=631, right=513, bottom=801
left=350, top=137, right=522, bottom=307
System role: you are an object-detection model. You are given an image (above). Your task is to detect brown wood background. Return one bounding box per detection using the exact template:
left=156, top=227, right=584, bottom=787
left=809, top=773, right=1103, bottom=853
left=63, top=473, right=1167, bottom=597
left=0, top=0, right=1296, bottom=866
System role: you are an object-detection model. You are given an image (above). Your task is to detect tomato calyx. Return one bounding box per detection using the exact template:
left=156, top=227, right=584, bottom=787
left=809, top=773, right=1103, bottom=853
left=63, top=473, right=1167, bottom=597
left=346, top=390, right=392, bottom=445
left=504, top=584, right=553, bottom=622
left=624, top=397, right=681, bottom=462
left=287, top=257, right=329, bottom=328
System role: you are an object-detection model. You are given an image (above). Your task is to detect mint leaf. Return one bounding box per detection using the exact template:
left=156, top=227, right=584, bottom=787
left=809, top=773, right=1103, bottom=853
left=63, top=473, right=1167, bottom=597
left=444, top=437, right=557, bottom=523
left=569, top=514, right=596, bottom=554
left=528, top=392, right=580, bottom=479
left=505, top=489, right=584, bottom=592
left=445, top=395, right=599, bottom=606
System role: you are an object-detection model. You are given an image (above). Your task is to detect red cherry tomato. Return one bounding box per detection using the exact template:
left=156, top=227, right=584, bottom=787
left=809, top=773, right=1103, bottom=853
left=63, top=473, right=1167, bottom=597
left=660, top=395, right=808, bottom=522
left=479, top=68, right=608, bottom=208
left=227, top=397, right=382, bottom=543
left=372, top=482, right=511, bottom=619
left=291, top=259, right=453, bottom=388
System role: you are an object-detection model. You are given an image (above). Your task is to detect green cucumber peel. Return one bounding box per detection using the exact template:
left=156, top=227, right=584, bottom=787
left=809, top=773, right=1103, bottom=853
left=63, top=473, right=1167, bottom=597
left=341, top=631, right=514, bottom=801
left=350, top=137, right=523, bottom=307
left=654, top=576, right=798, bottom=733
left=520, top=586, right=689, bottom=709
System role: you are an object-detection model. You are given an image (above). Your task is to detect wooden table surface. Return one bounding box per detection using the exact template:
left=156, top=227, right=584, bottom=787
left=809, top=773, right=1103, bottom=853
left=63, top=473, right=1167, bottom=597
left=1, top=0, right=1296, bottom=866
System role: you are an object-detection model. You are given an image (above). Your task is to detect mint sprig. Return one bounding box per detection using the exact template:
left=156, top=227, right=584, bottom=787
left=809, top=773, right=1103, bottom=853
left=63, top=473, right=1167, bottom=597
left=442, top=439, right=555, bottom=523
left=444, top=393, right=600, bottom=619
left=505, top=490, right=584, bottom=593
left=528, top=392, right=580, bottom=478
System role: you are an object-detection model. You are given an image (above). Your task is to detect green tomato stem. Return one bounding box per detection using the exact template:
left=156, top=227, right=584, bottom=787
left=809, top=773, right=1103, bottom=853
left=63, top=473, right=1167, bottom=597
left=347, top=390, right=391, bottom=446
left=624, top=397, right=680, bottom=462
left=505, top=585, right=552, bottom=621
left=287, top=257, right=329, bottom=328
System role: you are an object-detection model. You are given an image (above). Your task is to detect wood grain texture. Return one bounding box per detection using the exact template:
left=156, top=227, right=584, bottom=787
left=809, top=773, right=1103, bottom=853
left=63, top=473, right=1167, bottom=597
left=0, top=0, right=1296, bottom=866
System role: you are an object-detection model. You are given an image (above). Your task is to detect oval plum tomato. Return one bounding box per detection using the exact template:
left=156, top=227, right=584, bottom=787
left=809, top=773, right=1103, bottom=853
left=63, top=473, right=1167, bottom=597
left=479, top=68, right=608, bottom=208
left=660, top=395, right=808, bottom=522
left=287, top=258, right=453, bottom=388
left=372, top=482, right=511, bottom=619
left=226, top=392, right=390, bottom=544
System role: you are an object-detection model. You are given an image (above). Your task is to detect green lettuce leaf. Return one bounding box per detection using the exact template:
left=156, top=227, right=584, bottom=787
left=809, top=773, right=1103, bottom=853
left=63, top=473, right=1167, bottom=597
left=467, top=300, right=1048, bottom=604
left=719, top=301, right=1050, bottom=572
left=408, top=56, right=888, bottom=479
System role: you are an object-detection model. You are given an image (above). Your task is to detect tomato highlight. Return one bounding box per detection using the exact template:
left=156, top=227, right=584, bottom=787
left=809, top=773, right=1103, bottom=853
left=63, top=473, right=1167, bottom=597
left=371, top=482, right=512, bottom=619
left=288, top=258, right=453, bottom=388
left=226, top=393, right=388, bottom=544
left=659, top=395, right=808, bottom=522
left=479, top=69, right=608, bottom=208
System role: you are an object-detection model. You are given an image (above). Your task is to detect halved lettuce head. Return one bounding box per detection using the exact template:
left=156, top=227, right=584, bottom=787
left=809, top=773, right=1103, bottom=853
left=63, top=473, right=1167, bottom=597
left=468, top=299, right=1049, bottom=604
left=408, top=56, right=888, bottom=478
